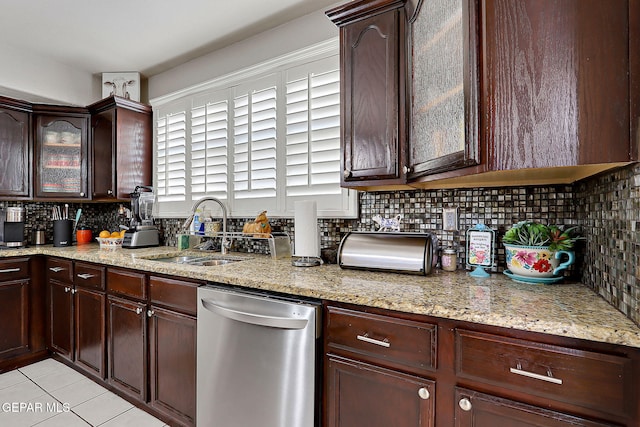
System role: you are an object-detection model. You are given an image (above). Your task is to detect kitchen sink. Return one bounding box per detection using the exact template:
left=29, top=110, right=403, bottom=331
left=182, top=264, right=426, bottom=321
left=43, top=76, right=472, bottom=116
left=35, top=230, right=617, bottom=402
left=146, top=255, right=245, bottom=266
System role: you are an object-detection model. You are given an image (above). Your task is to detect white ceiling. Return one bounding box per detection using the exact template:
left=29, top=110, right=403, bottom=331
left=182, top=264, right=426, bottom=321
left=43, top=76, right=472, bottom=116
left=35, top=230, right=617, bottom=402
left=1, top=0, right=338, bottom=78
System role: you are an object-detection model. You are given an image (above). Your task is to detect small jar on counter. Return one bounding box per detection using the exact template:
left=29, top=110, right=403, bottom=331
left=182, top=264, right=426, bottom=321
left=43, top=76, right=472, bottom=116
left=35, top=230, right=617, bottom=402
left=441, top=248, right=457, bottom=272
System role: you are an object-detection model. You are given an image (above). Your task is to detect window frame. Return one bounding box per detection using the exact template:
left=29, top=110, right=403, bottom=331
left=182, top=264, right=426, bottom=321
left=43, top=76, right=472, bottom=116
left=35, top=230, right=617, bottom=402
left=150, top=38, right=357, bottom=219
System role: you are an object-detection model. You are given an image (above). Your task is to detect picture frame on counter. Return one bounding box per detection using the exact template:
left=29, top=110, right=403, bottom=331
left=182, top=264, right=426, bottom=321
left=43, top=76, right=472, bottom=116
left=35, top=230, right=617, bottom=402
left=466, top=224, right=495, bottom=277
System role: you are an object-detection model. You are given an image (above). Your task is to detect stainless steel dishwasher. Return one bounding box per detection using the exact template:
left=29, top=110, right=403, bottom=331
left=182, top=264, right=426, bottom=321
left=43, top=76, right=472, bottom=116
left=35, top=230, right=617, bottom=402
left=197, top=285, right=321, bottom=427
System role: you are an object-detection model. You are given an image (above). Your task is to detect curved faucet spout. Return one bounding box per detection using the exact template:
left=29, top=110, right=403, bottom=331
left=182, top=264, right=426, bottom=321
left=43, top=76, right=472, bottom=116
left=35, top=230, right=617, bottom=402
left=182, top=197, right=229, bottom=254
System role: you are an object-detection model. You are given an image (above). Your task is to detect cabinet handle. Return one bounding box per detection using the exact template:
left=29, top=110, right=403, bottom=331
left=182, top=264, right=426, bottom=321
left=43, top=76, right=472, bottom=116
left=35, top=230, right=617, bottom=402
left=357, top=333, right=390, bottom=348
left=418, top=387, right=430, bottom=400
left=459, top=398, right=472, bottom=412
left=147, top=309, right=155, bottom=317
left=343, top=169, right=352, bottom=179
left=49, top=267, right=65, bottom=273
left=64, top=287, right=71, bottom=293
left=0, top=268, right=20, bottom=273
left=76, top=273, right=95, bottom=280
left=510, top=362, right=563, bottom=385
left=135, top=307, right=143, bottom=315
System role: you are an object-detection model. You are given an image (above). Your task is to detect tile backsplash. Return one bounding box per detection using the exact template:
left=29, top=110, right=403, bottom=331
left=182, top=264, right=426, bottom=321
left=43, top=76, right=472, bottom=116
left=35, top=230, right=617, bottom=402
left=3, top=164, right=639, bottom=326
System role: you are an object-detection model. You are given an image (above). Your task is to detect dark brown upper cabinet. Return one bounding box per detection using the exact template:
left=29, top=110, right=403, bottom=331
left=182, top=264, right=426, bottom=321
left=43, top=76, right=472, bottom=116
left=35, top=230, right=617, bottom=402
left=89, top=96, right=152, bottom=200
left=0, top=98, right=32, bottom=199
left=329, top=0, right=638, bottom=190
left=414, top=0, right=638, bottom=189
left=406, top=0, right=480, bottom=179
left=327, top=0, right=410, bottom=189
left=33, top=105, right=90, bottom=200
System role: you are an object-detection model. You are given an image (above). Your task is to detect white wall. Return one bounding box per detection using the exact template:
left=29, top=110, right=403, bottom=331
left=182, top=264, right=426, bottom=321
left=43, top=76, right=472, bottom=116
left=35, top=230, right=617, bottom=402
left=0, top=43, right=95, bottom=106
left=148, top=8, right=338, bottom=100
left=0, top=7, right=338, bottom=106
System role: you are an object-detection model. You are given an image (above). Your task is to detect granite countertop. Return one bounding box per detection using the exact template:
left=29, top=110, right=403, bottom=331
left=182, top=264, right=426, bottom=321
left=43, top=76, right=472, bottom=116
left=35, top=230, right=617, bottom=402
left=4, top=244, right=640, bottom=349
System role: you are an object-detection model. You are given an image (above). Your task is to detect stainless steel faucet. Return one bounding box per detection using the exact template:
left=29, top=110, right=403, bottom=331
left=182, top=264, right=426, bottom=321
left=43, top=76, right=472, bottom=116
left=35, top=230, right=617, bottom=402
left=182, top=197, right=230, bottom=254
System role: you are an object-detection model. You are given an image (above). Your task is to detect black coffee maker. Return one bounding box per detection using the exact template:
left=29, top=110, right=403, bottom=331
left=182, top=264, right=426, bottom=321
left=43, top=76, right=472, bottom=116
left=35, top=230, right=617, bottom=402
left=0, top=207, right=26, bottom=247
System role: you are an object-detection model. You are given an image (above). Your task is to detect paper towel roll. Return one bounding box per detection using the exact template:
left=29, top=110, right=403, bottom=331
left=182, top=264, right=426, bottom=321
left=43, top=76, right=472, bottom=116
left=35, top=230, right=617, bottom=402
left=294, top=201, right=319, bottom=258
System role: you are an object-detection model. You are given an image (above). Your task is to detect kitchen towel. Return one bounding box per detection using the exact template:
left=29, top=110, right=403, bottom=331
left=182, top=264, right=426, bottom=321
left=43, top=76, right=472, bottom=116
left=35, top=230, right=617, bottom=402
left=294, top=201, right=319, bottom=258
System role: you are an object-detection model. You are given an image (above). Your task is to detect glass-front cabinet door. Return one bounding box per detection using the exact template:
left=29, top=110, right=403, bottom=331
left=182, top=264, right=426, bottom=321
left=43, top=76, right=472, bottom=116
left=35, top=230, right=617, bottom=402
left=407, top=0, right=480, bottom=177
left=34, top=112, right=89, bottom=199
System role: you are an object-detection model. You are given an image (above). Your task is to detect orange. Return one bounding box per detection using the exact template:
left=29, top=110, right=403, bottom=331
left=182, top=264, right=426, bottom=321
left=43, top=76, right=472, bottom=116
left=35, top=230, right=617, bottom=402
left=99, top=230, right=111, bottom=238
left=110, top=231, right=121, bottom=238
left=120, top=230, right=126, bottom=237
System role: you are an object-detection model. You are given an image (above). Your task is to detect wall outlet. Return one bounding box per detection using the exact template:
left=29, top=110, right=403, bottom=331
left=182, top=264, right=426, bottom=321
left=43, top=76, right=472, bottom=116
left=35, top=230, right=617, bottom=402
left=443, top=207, right=458, bottom=231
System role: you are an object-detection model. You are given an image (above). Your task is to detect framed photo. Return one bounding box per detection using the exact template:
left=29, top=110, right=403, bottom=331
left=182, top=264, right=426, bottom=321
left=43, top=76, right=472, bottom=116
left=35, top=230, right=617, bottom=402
left=102, top=72, right=140, bottom=101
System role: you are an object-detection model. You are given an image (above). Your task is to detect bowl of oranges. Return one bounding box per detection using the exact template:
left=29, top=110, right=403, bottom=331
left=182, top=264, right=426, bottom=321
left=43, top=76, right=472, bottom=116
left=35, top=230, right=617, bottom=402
left=97, top=230, right=126, bottom=250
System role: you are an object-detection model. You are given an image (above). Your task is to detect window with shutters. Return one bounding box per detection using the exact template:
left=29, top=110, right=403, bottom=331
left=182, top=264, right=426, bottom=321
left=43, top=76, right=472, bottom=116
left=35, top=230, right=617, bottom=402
left=152, top=39, right=356, bottom=218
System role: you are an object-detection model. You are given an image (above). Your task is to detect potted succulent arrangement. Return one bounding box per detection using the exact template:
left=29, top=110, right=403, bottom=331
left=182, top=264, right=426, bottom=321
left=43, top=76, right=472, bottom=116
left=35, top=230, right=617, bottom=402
left=502, top=221, right=581, bottom=283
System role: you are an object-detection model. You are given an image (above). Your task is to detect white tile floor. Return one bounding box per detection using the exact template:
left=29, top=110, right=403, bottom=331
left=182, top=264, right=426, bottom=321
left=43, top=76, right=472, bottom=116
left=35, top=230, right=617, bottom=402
left=0, top=359, right=168, bottom=427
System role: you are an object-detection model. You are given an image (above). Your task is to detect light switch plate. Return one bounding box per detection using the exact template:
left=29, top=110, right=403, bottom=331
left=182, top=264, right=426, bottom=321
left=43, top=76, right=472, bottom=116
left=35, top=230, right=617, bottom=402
left=443, top=207, right=458, bottom=231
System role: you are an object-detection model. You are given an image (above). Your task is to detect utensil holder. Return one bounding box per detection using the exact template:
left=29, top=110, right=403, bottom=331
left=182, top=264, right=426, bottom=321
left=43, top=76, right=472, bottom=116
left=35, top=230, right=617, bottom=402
left=53, top=219, right=73, bottom=247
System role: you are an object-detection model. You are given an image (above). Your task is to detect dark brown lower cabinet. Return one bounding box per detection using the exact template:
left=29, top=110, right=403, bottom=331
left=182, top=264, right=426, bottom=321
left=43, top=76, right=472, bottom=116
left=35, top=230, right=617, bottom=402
left=48, top=260, right=106, bottom=380
left=48, top=280, right=73, bottom=359
left=454, top=388, right=614, bottom=427
left=326, top=355, right=435, bottom=427
left=0, top=280, right=29, bottom=359
left=149, top=305, right=196, bottom=426
left=107, top=294, right=147, bottom=401
left=325, top=302, right=640, bottom=427
left=74, top=287, right=106, bottom=378
left=0, top=257, right=46, bottom=372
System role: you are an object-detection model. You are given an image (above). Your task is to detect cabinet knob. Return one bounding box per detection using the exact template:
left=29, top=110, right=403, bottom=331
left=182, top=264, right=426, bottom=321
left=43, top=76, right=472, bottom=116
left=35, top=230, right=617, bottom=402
left=343, top=169, right=352, bottom=179
left=403, top=165, right=412, bottom=174
left=64, top=286, right=71, bottom=293
left=135, top=307, right=144, bottom=315
left=80, top=192, right=85, bottom=197
left=418, top=387, right=430, bottom=400
left=147, top=309, right=155, bottom=318
left=107, top=189, right=113, bottom=195
left=459, top=398, right=472, bottom=412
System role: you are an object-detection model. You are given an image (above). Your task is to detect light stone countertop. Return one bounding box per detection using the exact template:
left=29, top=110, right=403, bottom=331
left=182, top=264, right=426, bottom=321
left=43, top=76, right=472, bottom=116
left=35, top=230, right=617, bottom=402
left=5, top=244, right=640, bottom=349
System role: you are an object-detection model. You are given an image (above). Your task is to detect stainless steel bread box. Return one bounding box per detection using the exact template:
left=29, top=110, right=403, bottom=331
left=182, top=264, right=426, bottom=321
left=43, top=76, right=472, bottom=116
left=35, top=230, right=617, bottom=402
left=337, top=232, right=438, bottom=275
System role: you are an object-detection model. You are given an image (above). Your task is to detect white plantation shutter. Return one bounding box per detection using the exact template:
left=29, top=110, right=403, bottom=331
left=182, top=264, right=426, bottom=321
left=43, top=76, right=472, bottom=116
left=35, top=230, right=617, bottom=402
left=284, top=57, right=352, bottom=216
left=232, top=76, right=278, bottom=213
left=155, top=100, right=188, bottom=216
left=191, top=95, right=229, bottom=201
left=152, top=39, right=357, bottom=218
left=286, top=68, right=340, bottom=196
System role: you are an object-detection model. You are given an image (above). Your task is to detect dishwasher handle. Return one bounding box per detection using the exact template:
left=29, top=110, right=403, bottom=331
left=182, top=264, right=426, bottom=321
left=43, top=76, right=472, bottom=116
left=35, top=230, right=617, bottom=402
left=201, top=298, right=309, bottom=330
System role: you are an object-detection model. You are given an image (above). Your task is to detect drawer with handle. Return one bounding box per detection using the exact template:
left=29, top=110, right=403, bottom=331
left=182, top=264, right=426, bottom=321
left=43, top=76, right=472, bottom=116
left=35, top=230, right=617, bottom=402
left=107, top=268, right=146, bottom=300
left=326, top=306, right=437, bottom=375
left=74, top=262, right=105, bottom=290
left=455, top=329, right=633, bottom=417
left=149, top=275, right=199, bottom=316
left=0, top=257, right=29, bottom=281
left=46, top=258, right=73, bottom=284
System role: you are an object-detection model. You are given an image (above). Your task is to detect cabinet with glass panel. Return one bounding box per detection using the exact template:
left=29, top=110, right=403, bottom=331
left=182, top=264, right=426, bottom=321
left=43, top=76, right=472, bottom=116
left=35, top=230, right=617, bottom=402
left=33, top=106, right=90, bottom=199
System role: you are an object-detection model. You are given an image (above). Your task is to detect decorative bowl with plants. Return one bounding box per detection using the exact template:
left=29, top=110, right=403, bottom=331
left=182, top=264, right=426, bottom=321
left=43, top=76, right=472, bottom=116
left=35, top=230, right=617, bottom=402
left=502, top=221, right=581, bottom=280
